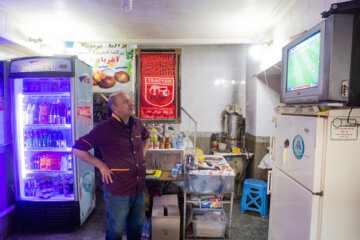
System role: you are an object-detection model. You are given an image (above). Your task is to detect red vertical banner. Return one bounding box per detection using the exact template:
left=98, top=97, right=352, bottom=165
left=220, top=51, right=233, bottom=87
left=136, top=49, right=181, bottom=122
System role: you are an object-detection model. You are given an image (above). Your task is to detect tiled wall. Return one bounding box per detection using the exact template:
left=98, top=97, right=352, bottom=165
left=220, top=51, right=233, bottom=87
left=244, top=0, right=349, bottom=178
left=139, top=45, right=247, bottom=133
left=246, top=0, right=348, bottom=138
left=245, top=133, right=270, bottom=180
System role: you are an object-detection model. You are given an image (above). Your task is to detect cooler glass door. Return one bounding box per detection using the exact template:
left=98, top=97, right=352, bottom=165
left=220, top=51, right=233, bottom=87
left=13, top=77, right=75, bottom=201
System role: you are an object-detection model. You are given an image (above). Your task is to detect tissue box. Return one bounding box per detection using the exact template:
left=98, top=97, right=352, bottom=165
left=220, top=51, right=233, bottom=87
left=152, top=195, right=180, bottom=240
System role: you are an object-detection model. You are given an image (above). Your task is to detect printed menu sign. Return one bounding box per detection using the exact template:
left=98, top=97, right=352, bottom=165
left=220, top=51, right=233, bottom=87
left=136, top=49, right=181, bottom=122
left=330, top=118, right=358, bottom=140
left=66, top=43, right=136, bottom=93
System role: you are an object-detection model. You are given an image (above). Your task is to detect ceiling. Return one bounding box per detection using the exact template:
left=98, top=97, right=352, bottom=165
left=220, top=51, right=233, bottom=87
left=0, top=0, right=294, bottom=45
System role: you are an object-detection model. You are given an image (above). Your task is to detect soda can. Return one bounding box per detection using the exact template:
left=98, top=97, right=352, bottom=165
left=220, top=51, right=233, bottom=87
left=176, top=163, right=182, bottom=175
left=171, top=168, right=178, bottom=178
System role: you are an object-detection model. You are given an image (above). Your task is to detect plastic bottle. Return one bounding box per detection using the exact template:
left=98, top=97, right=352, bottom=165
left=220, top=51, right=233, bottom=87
left=58, top=178, right=64, bottom=194
left=42, top=131, right=47, bottom=147
left=38, top=131, right=43, bottom=147
left=67, top=154, right=73, bottom=171
left=33, top=101, right=40, bottom=124
left=55, top=103, right=61, bottom=124
left=25, top=102, right=34, bottom=125
left=150, top=129, right=158, bottom=142
left=211, top=133, right=218, bottom=150
left=59, top=132, right=66, bottom=148
left=59, top=103, right=67, bottom=124
left=47, top=131, right=52, bottom=147
left=66, top=107, right=71, bottom=124
left=28, top=131, right=34, bottom=148
left=171, top=137, right=177, bottom=149
left=33, top=130, right=39, bottom=148
left=39, top=101, right=49, bottom=124
left=40, top=154, right=46, bottom=170
left=48, top=103, right=56, bottom=124
left=53, top=131, right=58, bottom=147
left=194, top=149, right=204, bottom=167
left=61, top=154, right=68, bottom=171
left=176, top=132, right=184, bottom=149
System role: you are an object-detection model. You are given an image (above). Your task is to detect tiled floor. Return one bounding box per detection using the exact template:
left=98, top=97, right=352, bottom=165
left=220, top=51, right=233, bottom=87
left=6, top=190, right=268, bottom=240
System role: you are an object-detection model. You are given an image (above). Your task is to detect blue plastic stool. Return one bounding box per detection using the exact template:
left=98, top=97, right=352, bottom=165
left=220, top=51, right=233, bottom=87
left=239, top=178, right=268, bottom=218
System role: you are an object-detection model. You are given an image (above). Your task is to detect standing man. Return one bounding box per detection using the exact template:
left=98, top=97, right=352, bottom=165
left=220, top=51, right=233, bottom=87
left=73, top=91, right=150, bottom=240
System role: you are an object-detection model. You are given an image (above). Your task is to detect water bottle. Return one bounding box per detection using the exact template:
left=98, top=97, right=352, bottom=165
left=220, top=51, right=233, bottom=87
left=25, top=102, right=34, bottom=125
left=48, top=103, right=56, bottom=124
left=61, top=154, right=68, bottom=171
left=67, top=154, right=73, bottom=171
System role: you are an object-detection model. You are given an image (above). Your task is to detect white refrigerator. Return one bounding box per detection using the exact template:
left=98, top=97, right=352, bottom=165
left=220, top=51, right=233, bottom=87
left=268, top=108, right=360, bottom=240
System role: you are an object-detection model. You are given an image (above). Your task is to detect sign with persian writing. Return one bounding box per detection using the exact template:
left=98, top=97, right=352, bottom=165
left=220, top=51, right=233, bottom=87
left=136, top=49, right=181, bottom=122
left=65, top=42, right=136, bottom=93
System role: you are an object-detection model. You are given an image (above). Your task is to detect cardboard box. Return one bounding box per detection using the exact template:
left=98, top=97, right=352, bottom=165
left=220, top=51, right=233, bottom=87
left=153, top=194, right=178, bottom=207
left=152, top=194, right=180, bottom=240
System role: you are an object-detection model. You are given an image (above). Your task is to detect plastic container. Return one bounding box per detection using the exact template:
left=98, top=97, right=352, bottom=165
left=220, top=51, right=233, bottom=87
left=218, top=143, right=227, bottom=152
left=191, top=208, right=227, bottom=238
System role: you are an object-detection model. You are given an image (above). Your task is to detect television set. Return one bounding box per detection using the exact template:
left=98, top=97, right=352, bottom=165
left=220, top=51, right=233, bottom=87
left=281, top=14, right=360, bottom=105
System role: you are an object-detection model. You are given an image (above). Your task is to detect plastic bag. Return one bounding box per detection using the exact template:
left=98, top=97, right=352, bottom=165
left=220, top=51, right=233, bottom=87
left=258, top=153, right=273, bottom=169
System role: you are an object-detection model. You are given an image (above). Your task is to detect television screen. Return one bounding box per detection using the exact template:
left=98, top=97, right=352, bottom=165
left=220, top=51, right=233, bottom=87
left=286, top=31, right=321, bottom=92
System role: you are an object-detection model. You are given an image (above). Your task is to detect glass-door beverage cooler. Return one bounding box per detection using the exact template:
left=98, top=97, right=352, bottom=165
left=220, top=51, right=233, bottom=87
left=9, top=56, right=95, bottom=226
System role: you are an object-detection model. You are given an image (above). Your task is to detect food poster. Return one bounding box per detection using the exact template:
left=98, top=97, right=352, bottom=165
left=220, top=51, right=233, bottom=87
left=66, top=43, right=136, bottom=93
left=139, top=53, right=178, bottom=120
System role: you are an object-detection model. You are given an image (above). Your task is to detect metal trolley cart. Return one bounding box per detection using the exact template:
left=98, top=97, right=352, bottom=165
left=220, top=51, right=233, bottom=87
left=183, top=155, right=235, bottom=239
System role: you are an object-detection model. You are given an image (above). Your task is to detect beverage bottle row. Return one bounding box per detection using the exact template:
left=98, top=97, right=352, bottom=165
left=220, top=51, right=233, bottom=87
left=25, top=130, right=67, bottom=148
left=25, top=101, right=71, bottom=125
left=23, top=81, right=70, bottom=93
left=24, top=174, right=74, bottom=198
left=30, top=152, right=73, bottom=171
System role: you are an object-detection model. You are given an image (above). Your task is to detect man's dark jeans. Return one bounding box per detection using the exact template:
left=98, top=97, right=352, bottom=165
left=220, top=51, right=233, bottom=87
left=104, top=190, right=145, bottom=240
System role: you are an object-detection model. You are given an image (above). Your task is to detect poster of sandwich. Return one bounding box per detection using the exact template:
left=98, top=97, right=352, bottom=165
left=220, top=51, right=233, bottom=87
left=66, top=42, right=136, bottom=93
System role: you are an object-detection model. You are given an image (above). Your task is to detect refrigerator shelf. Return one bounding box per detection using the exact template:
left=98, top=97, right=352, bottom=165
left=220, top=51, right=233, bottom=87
left=24, top=124, right=71, bottom=129
left=24, top=147, right=72, bottom=152
left=21, top=194, right=75, bottom=202
left=25, top=170, right=73, bottom=174
left=22, top=92, right=70, bottom=97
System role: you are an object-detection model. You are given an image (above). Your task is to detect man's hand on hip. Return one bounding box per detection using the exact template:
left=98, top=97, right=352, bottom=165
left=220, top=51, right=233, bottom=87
left=98, top=162, right=114, bottom=184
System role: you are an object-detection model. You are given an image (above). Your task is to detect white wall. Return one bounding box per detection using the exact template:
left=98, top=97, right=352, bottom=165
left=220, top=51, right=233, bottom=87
left=246, top=0, right=350, bottom=137
left=0, top=44, right=35, bottom=60
left=140, top=45, right=247, bottom=133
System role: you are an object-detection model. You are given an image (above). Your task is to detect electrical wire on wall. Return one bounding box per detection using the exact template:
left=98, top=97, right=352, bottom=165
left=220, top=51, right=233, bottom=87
left=347, top=106, right=360, bottom=127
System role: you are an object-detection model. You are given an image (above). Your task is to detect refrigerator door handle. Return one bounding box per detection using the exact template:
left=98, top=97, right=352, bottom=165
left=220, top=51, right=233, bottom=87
left=283, top=148, right=289, bottom=166
left=267, top=170, right=272, bottom=195
left=270, top=136, right=275, bottom=161
left=314, top=191, right=324, bottom=196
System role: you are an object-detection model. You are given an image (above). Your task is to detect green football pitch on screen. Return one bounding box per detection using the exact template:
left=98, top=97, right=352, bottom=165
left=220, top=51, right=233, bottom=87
left=286, top=32, right=321, bottom=91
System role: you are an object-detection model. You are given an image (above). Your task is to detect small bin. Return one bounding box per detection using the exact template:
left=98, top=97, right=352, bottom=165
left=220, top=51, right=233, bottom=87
left=191, top=208, right=227, bottom=238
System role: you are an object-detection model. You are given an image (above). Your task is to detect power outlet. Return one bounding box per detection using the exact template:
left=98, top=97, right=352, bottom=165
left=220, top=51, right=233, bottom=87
left=341, top=80, right=349, bottom=98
